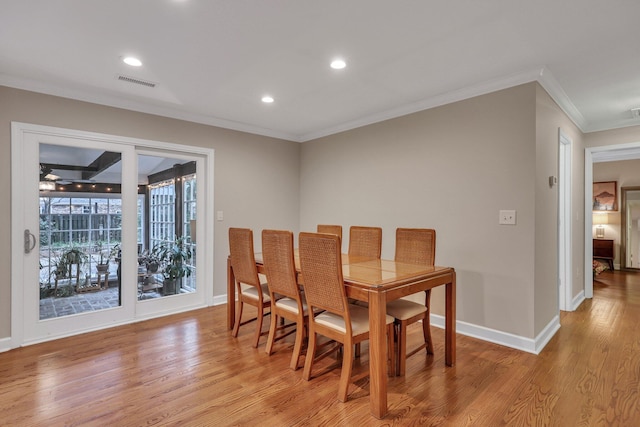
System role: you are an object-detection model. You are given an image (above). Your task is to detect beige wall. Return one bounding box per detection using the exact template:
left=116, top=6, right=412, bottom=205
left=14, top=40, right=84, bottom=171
left=301, top=83, right=542, bottom=338
left=0, top=86, right=301, bottom=340
left=534, top=85, right=584, bottom=326
left=586, top=126, right=640, bottom=149
left=2, top=80, right=612, bottom=347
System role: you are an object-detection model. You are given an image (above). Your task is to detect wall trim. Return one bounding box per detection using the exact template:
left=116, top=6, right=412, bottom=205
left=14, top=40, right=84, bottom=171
left=212, top=290, right=566, bottom=355
left=1, top=65, right=590, bottom=143
left=212, top=294, right=228, bottom=306
left=0, top=337, right=12, bottom=354
left=431, top=313, right=560, bottom=355
left=571, top=289, right=586, bottom=311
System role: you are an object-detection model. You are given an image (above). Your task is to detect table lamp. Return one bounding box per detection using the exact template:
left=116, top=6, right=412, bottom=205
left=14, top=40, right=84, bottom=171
left=593, top=213, right=608, bottom=238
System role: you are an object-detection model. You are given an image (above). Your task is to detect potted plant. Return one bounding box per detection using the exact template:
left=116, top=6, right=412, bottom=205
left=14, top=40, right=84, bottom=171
left=156, top=236, right=192, bottom=295
left=51, top=253, right=70, bottom=281
left=50, top=245, right=88, bottom=295
left=94, top=242, right=119, bottom=273
left=63, top=245, right=88, bottom=266
left=146, top=245, right=163, bottom=273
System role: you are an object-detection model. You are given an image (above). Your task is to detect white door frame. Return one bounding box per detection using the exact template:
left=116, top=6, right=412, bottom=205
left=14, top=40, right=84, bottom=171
left=11, top=122, right=215, bottom=348
left=558, top=129, right=572, bottom=311
left=585, top=141, right=640, bottom=299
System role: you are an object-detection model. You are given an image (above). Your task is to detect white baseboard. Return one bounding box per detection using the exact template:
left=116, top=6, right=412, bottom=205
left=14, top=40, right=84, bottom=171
left=430, top=313, right=560, bottom=355
left=4, top=292, right=563, bottom=355
left=214, top=292, right=563, bottom=355
left=571, top=290, right=585, bottom=311
left=212, top=293, right=228, bottom=306
left=0, top=337, right=12, bottom=353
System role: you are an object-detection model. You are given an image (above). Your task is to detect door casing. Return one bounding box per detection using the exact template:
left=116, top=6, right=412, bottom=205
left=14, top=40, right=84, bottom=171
left=11, top=122, right=215, bottom=348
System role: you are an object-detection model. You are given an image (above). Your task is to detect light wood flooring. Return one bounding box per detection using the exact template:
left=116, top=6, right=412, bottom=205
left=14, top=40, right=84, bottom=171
left=2, top=270, right=640, bottom=426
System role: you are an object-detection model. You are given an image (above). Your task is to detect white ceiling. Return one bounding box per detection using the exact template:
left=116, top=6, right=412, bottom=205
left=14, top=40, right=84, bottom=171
left=2, top=1, right=640, bottom=142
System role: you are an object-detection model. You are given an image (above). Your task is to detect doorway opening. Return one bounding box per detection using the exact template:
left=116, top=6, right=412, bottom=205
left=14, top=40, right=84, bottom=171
left=584, top=142, right=640, bottom=299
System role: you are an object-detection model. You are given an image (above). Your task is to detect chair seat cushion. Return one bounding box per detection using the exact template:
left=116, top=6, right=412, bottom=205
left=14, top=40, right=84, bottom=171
left=386, top=298, right=427, bottom=321
left=242, top=283, right=271, bottom=302
left=275, top=296, right=309, bottom=315
left=315, top=304, right=393, bottom=336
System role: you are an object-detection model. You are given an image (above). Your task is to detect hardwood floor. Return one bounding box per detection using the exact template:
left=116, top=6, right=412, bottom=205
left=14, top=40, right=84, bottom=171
left=2, top=271, right=640, bottom=426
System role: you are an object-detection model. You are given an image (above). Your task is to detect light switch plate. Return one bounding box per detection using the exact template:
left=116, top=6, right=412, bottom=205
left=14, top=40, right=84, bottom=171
left=499, top=210, right=516, bottom=225
left=216, top=211, right=224, bottom=221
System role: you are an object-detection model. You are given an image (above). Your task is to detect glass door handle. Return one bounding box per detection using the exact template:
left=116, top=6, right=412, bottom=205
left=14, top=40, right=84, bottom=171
left=24, top=229, right=36, bottom=254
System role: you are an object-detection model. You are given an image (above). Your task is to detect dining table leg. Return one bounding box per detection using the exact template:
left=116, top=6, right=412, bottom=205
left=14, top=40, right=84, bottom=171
left=445, top=271, right=456, bottom=366
left=368, top=289, right=388, bottom=419
left=227, top=257, right=235, bottom=330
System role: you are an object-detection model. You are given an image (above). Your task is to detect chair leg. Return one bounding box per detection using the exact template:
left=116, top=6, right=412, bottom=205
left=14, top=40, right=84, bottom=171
left=265, top=312, right=278, bottom=355
left=397, top=320, right=408, bottom=376
left=289, top=319, right=304, bottom=370
left=303, top=330, right=317, bottom=381
left=253, top=305, right=265, bottom=348
left=387, top=323, right=395, bottom=377
left=424, top=289, right=434, bottom=354
left=337, top=340, right=354, bottom=402
left=232, top=300, right=243, bottom=338
left=422, top=315, right=434, bottom=355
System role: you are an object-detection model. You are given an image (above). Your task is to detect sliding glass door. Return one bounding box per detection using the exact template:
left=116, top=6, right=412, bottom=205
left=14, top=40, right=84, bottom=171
left=12, top=123, right=212, bottom=346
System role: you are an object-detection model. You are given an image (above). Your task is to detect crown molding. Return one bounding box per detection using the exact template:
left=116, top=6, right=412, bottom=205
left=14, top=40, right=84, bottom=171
left=0, top=74, right=299, bottom=142
left=1, top=67, right=594, bottom=143
left=300, top=68, right=547, bottom=142
left=536, top=67, right=587, bottom=132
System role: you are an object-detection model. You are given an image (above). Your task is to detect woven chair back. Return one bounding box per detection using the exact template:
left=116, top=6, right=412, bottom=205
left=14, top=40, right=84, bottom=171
left=348, top=226, right=382, bottom=258
left=262, top=229, right=299, bottom=299
left=229, top=228, right=261, bottom=287
left=316, top=224, right=343, bottom=241
left=395, top=228, right=436, bottom=265
left=299, top=232, right=347, bottom=315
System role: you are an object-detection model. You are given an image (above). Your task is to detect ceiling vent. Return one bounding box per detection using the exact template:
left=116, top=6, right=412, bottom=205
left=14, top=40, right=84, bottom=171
left=117, top=74, right=156, bottom=88
left=631, top=108, right=640, bottom=119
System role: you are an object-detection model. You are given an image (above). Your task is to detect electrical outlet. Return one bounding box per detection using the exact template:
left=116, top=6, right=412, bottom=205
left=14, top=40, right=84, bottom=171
left=499, top=210, right=516, bottom=225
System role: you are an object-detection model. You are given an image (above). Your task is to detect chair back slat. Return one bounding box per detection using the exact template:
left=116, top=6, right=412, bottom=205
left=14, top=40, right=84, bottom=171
left=395, top=228, right=436, bottom=265
left=262, top=230, right=299, bottom=298
left=229, top=228, right=261, bottom=286
left=348, top=226, right=382, bottom=258
left=299, top=232, right=347, bottom=315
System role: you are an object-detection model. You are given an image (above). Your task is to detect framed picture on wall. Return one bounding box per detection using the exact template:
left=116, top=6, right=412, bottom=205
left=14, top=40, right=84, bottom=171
left=593, top=181, right=618, bottom=211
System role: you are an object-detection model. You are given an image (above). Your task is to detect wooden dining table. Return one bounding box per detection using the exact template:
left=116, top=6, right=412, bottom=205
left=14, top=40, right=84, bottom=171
left=226, top=253, right=456, bottom=419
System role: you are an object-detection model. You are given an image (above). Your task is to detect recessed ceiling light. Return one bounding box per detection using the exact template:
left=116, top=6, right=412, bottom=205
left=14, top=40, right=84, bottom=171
left=330, top=59, right=346, bottom=70
left=123, top=56, right=142, bottom=67
left=262, top=95, right=274, bottom=103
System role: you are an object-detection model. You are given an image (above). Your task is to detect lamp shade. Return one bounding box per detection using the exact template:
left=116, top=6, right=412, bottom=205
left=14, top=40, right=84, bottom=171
left=593, top=213, right=609, bottom=225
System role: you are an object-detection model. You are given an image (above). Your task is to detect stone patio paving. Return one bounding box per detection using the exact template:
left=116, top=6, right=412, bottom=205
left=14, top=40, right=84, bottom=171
left=39, top=287, right=126, bottom=319
left=39, top=282, right=181, bottom=320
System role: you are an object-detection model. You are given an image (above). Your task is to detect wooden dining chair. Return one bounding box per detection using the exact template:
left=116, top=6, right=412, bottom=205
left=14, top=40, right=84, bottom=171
left=229, top=227, right=271, bottom=348
left=262, top=229, right=308, bottom=370
left=348, top=226, right=382, bottom=259
left=385, top=228, right=436, bottom=375
left=299, top=232, right=394, bottom=402
left=317, top=224, right=342, bottom=241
